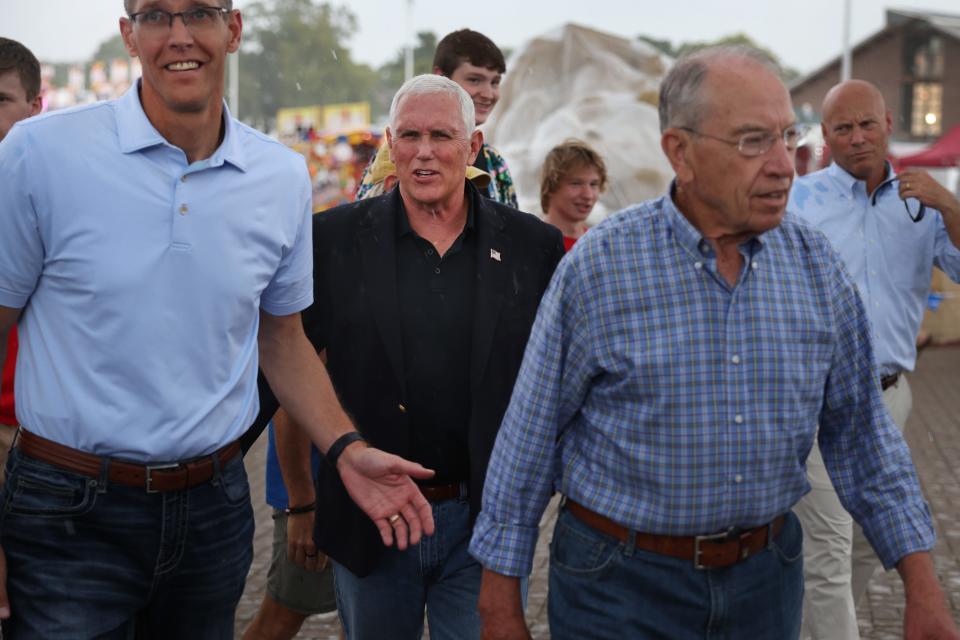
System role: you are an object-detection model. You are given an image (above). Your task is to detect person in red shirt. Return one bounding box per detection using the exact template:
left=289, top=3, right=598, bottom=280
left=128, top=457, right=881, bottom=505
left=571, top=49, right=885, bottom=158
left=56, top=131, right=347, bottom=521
left=0, top=331, right=16, bottom=424
left=540, top=140, right=608, bottom=251
left=0, top=38, right=43, bottom=487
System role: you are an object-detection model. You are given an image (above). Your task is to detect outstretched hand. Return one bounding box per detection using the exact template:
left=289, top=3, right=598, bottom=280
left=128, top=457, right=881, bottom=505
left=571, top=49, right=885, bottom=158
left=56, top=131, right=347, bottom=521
left=336, top=443, right=435, bottom=548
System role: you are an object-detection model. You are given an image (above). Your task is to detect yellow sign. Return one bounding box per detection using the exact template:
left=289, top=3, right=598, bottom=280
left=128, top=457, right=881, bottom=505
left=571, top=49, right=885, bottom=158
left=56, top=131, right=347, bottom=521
left=322, top=102, right=370, bottom=134
left=276, top=106, right=323, bottom=137
left=276, top=102, right=370, bottom=138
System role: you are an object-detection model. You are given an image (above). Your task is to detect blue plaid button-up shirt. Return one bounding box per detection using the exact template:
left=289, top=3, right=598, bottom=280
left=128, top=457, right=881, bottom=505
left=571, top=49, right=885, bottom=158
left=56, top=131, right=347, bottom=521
left=470, top=193, right=934, bottom=577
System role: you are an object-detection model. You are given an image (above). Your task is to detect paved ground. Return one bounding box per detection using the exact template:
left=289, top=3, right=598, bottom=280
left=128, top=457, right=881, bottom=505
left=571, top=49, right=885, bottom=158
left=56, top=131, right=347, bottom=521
left=855, top=344, right=960, bottom=639
left=235, top=345, right=960, bottom=639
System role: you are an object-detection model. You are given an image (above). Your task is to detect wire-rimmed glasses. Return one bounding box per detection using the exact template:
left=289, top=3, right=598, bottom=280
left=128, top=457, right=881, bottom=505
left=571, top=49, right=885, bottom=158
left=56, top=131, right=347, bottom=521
left=677, top=124, right=812, bottom=157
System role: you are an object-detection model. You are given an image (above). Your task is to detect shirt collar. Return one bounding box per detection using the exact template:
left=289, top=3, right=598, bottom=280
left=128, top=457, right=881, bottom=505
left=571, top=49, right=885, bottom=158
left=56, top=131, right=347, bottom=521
left=115, top=80, right=247, bottom=172
left=827, top=160, right=894, bottom=194
left=664, top=182, right=765, bottom=257
left=396, top=182, right=477, bottom=239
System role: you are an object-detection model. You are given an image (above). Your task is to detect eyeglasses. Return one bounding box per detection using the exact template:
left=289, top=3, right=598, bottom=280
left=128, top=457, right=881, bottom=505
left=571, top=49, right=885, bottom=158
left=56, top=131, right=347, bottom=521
left=870, top=176, right=926, bottom=223
left=128, top=6, right=230, bottom=33
left=678, top=124, right=811, bottom=157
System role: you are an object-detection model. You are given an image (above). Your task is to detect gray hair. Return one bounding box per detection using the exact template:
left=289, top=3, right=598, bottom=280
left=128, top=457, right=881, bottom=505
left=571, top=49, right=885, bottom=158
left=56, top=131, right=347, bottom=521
left=388, top=74, right=475, bottom=139
left=124, top=0, right=233, bottom=13
left=658, top=45, right=782, bottom=133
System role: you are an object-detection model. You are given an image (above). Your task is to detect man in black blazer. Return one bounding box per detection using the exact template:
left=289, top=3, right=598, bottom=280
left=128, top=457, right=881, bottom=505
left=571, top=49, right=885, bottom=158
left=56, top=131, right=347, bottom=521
left=273, top=75, right=564, bottom=640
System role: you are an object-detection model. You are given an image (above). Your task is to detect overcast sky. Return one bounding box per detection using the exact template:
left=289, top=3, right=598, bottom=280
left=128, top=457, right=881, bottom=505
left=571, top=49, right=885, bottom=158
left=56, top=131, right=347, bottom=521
left=5, top=0, right=959, bottom=75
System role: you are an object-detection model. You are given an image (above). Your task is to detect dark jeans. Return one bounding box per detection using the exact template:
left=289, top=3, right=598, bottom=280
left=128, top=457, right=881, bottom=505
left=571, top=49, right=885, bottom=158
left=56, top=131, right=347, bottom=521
left=333, top=497, right=482, bottom=640
left=548, top=507, right=804, bottom=640
left=0, top=446, right=254, bottom=639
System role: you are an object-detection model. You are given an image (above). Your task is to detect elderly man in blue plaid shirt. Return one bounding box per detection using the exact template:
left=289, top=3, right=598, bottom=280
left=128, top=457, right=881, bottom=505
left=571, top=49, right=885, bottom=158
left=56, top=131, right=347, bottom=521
left=469, top=46, right=958, bottom=640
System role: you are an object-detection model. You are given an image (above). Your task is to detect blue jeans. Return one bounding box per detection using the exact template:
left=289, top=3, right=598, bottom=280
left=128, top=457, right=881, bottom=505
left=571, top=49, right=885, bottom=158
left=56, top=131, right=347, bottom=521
left=333, top=497, right=482, bottom=640
left=548, top=507, right=804, bottom=640
left=0, top=446, right=254, bottom=639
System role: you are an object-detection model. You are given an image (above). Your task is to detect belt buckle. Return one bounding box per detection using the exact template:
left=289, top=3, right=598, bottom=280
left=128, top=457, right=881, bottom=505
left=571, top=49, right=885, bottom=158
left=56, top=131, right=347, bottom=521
left=145, top=463, right=181, bottom=493
left=693, top=527, right=735, bottom=570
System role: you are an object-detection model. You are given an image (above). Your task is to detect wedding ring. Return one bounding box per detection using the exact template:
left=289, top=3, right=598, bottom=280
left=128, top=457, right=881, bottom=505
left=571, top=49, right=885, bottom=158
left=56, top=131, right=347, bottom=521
left=388, top=514, right=401, bottom=525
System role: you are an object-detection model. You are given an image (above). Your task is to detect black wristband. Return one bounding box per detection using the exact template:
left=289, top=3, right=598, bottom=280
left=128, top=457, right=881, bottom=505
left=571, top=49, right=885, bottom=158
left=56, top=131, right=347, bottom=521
left=326, top=431, right=366, bottom=469
left=273, top=502, right=316, bottom=519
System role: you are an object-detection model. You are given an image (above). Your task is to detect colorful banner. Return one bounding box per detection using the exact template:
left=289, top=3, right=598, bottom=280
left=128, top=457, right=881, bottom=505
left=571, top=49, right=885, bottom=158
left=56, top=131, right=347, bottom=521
left=276, top=106, right=324, bottom=138
left=322, top=102, right=370, bottom=134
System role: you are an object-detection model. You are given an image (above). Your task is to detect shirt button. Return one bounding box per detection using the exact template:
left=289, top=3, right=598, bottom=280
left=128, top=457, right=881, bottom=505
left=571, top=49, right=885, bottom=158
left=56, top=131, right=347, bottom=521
left=734, top=414, right=744, bottom=424
left=751, top=261, right=758, bottom=270
left=179, top=204, right=188, bottom=215
left=181, top=175, right=188, bottom=183
left=398, top=403, right=407, bottom=413
left=731, top=355, right=741, bottom=364
left=426, top=248, right=434, bottom=256
left=734, top=474, right=743, bottom=483
left=694, top=262, right=703, bottom=270
left=434, top=267, right=441, bottom=275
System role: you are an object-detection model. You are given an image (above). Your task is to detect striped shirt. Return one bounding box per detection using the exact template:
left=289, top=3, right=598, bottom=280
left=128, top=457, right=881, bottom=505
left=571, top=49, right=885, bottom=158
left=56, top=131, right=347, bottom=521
left=470, top=193, right=934, bottom=577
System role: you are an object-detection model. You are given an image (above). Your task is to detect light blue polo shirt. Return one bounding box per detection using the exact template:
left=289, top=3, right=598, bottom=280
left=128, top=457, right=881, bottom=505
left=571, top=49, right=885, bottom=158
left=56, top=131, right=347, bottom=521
left=0, top=83, right=314, bottom=462
left=790, top=162, right=960, bottom=375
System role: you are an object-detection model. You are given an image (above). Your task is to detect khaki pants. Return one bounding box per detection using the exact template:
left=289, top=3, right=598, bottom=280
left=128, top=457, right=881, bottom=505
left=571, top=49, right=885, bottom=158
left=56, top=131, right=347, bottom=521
left=795, top=376, right=912, bottom=640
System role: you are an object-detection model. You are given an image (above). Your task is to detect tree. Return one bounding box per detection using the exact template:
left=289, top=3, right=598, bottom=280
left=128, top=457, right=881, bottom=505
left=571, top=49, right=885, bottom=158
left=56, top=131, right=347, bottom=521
left=90, top=34, right=129, bottom=64
left=371, top=31, right=438, bottom=118
left=637, top=35, right=675, bottom=57
left=238, top=0, right=377, bottom=128
left=637, top=32, right=801, bottom=82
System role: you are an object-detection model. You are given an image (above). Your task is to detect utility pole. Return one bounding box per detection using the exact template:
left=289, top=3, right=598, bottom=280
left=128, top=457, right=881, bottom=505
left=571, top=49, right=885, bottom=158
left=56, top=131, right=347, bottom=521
left=404, top=0, right=415, bottom=81
left=841, top=0, right=852, bottom=81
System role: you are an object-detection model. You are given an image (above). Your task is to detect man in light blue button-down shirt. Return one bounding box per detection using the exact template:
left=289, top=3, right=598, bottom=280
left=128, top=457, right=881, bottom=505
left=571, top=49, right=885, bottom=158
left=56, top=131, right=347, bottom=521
left=790, top=79, right=960, bottom=640
left=0, top=2, right=436, bottom=636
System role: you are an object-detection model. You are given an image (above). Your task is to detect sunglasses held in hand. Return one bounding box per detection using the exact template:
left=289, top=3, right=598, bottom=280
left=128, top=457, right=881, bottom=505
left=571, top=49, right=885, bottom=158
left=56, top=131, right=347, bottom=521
left=870, top=176, right=926, bottom=223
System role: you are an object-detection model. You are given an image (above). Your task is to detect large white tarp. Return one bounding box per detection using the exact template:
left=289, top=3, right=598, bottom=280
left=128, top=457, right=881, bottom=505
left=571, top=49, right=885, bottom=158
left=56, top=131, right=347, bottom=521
left=483, top=24, right=674, bottom=221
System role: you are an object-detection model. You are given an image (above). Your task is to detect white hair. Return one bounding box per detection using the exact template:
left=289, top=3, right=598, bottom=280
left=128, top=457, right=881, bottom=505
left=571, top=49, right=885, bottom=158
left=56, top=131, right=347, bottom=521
left=388, top=74, right=475, bottom=138
left=658, top=45, right=782, bottom=133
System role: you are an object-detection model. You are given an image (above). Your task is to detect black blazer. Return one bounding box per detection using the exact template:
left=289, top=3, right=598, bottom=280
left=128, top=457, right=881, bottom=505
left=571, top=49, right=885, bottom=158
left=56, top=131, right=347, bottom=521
left=299, top=184, right=563, bottom=575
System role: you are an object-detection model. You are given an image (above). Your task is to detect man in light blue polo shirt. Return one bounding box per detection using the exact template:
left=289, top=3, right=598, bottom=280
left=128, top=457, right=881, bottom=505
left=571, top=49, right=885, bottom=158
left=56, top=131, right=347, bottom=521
left=0, top=2, right=435, bottom=637
left=790, top=79, right=960, bottom=640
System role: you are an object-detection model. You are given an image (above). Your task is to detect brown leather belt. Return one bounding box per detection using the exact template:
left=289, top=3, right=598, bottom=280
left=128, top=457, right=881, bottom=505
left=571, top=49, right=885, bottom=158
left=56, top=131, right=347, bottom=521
left=880, top=372, right=900, bottom=391
left=18, top=429, right=240, bottom=493
left=417, top=481, right=467, bottom=502
left=565, top=499, right=784, bottom=570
